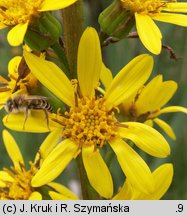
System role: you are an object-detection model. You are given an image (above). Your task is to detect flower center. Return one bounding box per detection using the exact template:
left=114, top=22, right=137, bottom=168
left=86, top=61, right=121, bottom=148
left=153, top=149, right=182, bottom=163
left=0, top=0, right=43, bottom=26
left=7, top=70, right=38, bottom=93
left=120, top=0, right=171, bottom=15
left=0, top=163, right=37, bottom=200
left=60, top=97, right=119, bottom=149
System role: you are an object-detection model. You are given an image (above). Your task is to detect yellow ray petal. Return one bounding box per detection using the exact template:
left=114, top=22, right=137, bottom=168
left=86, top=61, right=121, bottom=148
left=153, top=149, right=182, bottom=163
left=132, top=163, right=173, bottom=200
left=31, top=139, right=78, bottom=187
left=49, top=192, right=76, bottom=200
left=0, top=171, right=14, bottom=182
left=135, top=13, right=162, bottom=54
left=78, top=27, right=102, bottom=97
left=153, top=13, right=187, bottom=26
left=136, top=77, right=177, bottom=115
left=144, top=119, right=153, bottom=127
left=48, top=182, right=79, bottom=200
left=164, top=3, right=187, bottom=12
left=109, top=138, right=154, bottom=194
left=149, top=163, right=173, bottom=200
left=100, top=63, right=113, bottom=90
left=154, top=118, right=176, bottom=140
left=39, top=0, right=77, bottom=11
left=158, top=106, right=187, bottom=115
left=2, top=130, right=24, bottom=169
left=29, top=192, right=42, bottom=200
left=0, top=181, right=6, bottom=187
left=3, top=111, right=61, bottom=133
left=112, top=181, right=132, bottom=200
left=105, top=54, right=153, bottom=109
left=8, top=56, right=22, bottom=74
left=135, top=75, right=163, bottom=115
left=7, top=22, right=29, bottom=46
left=24, top=51, right=75, bottom=106
left=152, top=80, right=177, bottom=107
left=34, top=130, right=62, bottom=164
left=119, top=122, right=170, bottom=158
left=82, top=145, right=113, bottom=198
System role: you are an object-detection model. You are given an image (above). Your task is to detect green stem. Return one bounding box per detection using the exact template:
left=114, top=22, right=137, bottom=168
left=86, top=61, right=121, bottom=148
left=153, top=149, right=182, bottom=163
left=62, top=0, right=92, bottom=199
left=76, top=155, right=90, bottom=200
left=105, top=147, right=115, bottom=167
left=61, top=0, right=84, bottom=79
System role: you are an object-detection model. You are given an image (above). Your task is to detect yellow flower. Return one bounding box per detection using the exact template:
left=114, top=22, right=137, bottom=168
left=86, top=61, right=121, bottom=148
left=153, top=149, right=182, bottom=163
left=50, top=163, right=173, bottom=200
left=0, top=0, right=77, bottom=46
left=113, top=163, right=173, bottom=200
left=6, top=27, right=171, bottom=198
left=120, top=75, right=187, bottom=140
left=0, top=56, right=37, bottom=109
left=120, top=0, right=187, bottom=54
left=0, top=52, right=60, bottom=132
left=0, top=130, right=78, bottom=200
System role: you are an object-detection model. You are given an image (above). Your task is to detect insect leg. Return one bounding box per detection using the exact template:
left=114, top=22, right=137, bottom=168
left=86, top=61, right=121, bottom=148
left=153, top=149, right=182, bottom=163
left=23, top=107, right=29, bottom=130
left=44, top=109, right=50, bottom=131
left=5, top=113, right=10, bottom=122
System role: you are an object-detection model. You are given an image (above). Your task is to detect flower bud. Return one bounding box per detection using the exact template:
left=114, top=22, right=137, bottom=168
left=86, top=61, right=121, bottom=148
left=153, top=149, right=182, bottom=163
left=24, top=12, right=62, bottom=51
left=98, top=0, right=135, bottom=39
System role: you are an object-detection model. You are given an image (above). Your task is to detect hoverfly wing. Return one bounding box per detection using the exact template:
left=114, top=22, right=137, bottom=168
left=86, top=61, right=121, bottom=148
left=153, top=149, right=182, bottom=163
left=23, top=95, right=49, bottom=100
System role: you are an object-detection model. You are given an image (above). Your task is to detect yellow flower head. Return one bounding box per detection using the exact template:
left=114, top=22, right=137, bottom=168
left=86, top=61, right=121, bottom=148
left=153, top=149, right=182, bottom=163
left=7, top=27, right=171, bottom=199
left=120, top=0, right=187, bottom=54
left=0, top=130, right=77, bottom=200
left=0, top=56, right=37, bottom=109
left=0, top=0, right=77, bottom=46
left=121, top=75, right=187, bottom=140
